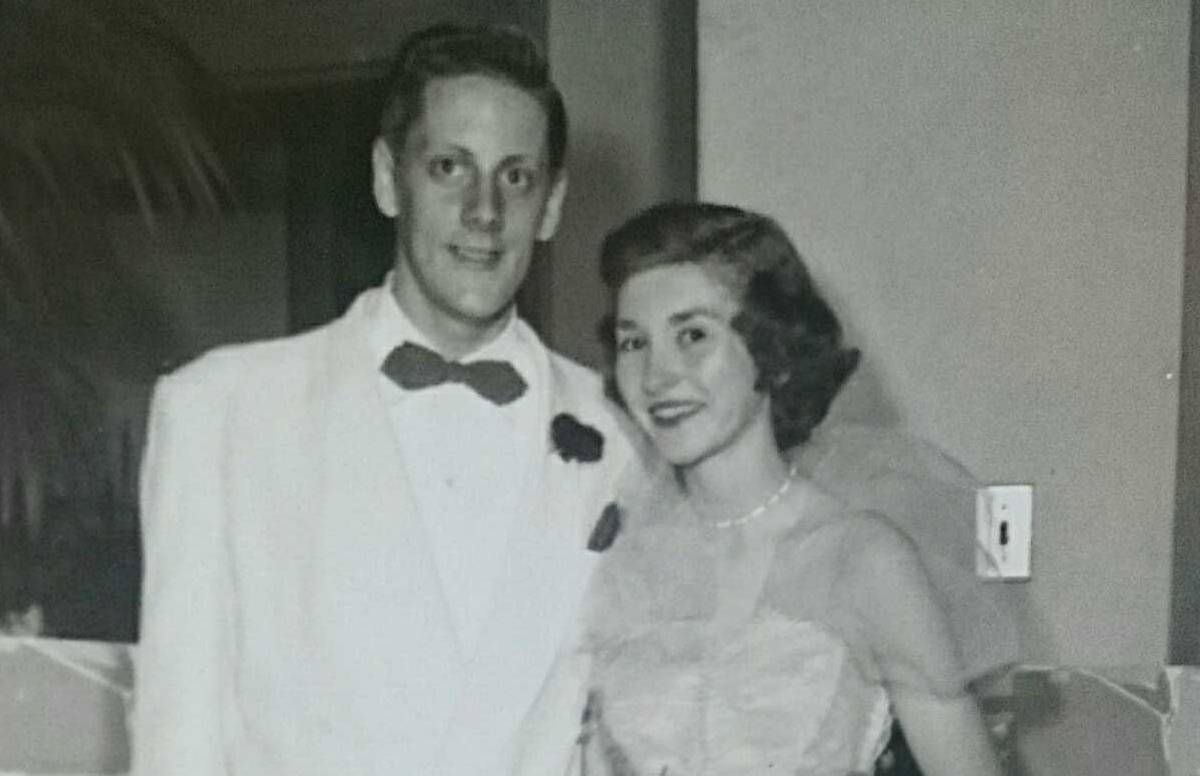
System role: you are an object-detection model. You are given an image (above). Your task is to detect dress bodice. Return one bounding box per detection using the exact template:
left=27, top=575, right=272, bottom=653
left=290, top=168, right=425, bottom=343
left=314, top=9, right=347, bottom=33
left=591, top=609, right=892, bottom=775
left=582, top=469, right=911, bottom=776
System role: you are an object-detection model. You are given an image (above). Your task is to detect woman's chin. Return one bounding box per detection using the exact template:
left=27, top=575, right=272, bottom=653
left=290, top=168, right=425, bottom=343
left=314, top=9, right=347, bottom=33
left=651, top=441, right=706, bottom=470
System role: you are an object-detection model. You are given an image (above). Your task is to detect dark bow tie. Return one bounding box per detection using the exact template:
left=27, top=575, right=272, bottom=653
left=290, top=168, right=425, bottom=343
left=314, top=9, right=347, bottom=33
left=382, top=341, right=527, bottom=405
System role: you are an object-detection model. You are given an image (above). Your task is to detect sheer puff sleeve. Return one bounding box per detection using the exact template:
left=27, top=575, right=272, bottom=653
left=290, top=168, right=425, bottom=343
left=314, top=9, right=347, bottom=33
left=796, top=423, right=1018, bottom=695
left=839, top=517, right=971, bottom=697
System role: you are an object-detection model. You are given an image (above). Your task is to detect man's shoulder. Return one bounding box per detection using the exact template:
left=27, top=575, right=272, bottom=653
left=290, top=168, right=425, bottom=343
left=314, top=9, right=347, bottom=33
left=168, top=326, right=326, bottom=387
left=542, top=347, right=602, bottom=392
left=165, top=284, right=381, bottom=394
left=538, top=346, right=647, bottom=470
left=541, top=348, right=619, bottom=425
left=154, top=309, right=357, bottom=416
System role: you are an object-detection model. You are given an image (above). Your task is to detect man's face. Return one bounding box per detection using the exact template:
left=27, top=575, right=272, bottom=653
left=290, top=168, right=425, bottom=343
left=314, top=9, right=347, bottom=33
left=372, top=74, right=566, bottom=354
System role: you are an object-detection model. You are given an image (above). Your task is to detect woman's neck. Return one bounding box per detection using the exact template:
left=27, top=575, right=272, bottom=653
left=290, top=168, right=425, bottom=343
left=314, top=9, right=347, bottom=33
left=681, top=432, right=791, bottom=528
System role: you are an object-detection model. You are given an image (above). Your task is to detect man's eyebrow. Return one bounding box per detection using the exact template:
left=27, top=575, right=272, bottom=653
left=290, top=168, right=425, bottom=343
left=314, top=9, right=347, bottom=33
left=426, top=143, right=470, bottom=156
left=498, top=153, right=547, bottom=172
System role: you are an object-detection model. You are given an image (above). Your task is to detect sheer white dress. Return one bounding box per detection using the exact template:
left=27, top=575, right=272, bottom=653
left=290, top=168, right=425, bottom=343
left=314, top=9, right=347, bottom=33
left=578, top=425, right=1015, bottom=776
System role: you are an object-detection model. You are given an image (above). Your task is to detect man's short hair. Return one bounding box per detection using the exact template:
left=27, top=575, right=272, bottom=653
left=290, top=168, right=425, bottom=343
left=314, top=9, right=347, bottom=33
left=379, top=23, right=568, bottom=174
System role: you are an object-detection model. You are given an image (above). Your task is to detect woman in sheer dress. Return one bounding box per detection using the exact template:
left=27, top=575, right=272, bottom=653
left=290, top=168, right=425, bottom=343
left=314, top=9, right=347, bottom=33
left=575, top=202, right=1012, bottom=776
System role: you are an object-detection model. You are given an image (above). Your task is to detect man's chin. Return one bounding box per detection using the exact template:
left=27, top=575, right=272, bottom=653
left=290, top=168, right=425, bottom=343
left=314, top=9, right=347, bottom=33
left=427, top=298, right=517, bottom=347
left=448, top=297, right=515, bottom=327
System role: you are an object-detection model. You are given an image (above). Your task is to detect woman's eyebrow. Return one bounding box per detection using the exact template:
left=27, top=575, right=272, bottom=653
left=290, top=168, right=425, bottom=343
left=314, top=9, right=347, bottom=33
left=667, top=306, right=722, bottom=326
left=614, top=305, right=723, bottom=330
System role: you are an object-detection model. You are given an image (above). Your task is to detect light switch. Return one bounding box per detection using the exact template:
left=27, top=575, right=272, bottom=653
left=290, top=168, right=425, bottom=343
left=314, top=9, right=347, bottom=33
left=975, top=484, right=1032, bottom=580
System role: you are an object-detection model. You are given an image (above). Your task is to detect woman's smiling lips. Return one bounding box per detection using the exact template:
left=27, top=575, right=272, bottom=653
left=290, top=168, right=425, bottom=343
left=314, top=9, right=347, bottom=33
left=647, top=400, right=703, bottom=428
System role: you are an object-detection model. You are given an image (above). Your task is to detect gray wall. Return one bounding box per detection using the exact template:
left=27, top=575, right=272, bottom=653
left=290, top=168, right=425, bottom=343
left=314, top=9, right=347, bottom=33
left=699, top=1, right=1190, bottom=666
left=542, top=1, right=696, bottom=366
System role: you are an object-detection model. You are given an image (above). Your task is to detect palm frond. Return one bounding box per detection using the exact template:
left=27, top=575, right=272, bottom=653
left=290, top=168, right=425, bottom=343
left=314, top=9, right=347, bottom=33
left=0, top=328, right=106, bottom=534
left=0, top=0, right=234, bottom=539
left=0, top=0, right=232, bottom=321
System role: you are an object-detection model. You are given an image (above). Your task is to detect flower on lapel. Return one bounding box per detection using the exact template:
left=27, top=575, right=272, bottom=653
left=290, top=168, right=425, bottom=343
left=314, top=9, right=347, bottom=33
left=587, top=502, right=622, bottom=552
left=551, top=412, right=604, bottom=463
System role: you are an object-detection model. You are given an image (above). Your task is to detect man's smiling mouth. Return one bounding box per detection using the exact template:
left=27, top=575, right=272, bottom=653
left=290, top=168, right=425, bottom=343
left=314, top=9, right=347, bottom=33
left=450, top=245, right=503, bottom=265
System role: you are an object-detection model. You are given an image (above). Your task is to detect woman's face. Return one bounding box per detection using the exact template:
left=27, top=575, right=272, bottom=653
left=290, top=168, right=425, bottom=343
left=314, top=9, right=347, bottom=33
left=613, top=262, right=772, bottom=468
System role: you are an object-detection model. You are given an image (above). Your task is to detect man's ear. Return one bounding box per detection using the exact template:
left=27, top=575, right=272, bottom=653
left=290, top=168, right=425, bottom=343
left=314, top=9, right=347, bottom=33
left=536, top=170, right=568, bottom=241
left=371, top=137, right=399, bottom=218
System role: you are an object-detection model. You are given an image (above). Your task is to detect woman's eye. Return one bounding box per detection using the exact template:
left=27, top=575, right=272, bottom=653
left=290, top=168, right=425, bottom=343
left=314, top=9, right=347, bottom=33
left=615, top=336, right=645, bottom=353
left=678, top=326, right=708, bottom=346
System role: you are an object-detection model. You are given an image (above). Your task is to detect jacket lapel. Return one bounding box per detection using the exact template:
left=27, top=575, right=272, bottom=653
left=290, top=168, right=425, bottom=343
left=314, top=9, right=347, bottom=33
left=437, top=339, right=606, bottom=774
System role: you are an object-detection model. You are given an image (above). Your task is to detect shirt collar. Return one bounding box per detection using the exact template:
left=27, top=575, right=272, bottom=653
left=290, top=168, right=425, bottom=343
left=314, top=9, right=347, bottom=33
left=367, top=272, right=531, bottom=385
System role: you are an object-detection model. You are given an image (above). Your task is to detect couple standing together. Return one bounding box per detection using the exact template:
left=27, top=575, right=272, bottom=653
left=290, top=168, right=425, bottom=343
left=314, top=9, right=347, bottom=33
left=132, top=22, right=1013, bottom=776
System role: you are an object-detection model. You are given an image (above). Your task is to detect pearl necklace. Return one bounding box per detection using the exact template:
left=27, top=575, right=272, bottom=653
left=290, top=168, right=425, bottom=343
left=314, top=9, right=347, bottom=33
left=710, top=463, right=799, bottom=530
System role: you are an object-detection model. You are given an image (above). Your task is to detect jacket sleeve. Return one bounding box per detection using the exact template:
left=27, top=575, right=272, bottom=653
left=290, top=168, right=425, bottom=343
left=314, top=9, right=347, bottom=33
left=131, top=372, right=233, bottom=776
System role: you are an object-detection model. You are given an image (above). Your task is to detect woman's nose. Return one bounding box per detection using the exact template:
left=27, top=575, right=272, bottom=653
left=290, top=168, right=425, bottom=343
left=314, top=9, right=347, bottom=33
left=641, top=346, right=680, bottom=395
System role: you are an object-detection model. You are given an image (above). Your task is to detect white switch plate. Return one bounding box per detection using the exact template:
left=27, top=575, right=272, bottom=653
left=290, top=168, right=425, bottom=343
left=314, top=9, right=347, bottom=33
left=975, top=484, right=1032, bottom=580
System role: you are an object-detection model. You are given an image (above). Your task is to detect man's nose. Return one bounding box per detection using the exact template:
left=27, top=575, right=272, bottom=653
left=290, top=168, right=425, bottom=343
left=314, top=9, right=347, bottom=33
left=462, top=174, right=502, bottom=231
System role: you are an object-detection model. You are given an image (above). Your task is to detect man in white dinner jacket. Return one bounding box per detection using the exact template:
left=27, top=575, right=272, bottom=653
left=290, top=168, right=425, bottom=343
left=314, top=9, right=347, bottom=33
left=132, top=23, right=633, bottom=776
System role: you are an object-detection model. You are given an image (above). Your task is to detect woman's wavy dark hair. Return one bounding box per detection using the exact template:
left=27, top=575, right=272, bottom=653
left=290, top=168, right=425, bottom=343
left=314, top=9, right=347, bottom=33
left=599, top=201, right=861, bottom=450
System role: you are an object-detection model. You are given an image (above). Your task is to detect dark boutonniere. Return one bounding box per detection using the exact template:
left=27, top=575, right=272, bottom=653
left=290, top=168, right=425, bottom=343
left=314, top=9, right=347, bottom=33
left=587, top=502, right=622, bottom=552
left=550, top=412, right=604, bottom=463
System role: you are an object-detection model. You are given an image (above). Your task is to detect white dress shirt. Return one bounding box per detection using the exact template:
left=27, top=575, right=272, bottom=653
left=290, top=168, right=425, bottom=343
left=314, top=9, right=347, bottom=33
left=367, top=281, right=539, bottom=658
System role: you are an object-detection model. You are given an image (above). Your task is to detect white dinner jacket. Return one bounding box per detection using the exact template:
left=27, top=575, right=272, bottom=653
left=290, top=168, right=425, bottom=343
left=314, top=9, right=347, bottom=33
left=131, top=286, right=634, bottom=776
